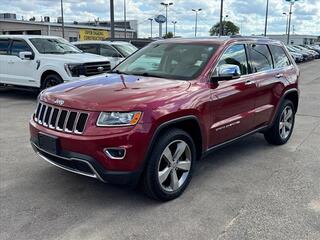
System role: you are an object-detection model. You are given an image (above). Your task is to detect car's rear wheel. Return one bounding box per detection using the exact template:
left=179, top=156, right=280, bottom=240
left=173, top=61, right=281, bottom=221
left=42, top=74, right=63, bottom=90
left=142, top=128, right=196, bottom=201
left=264, top=100, right=295, bottom=145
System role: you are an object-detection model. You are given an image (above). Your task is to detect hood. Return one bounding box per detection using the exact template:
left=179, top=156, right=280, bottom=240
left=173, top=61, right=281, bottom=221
left=41, top=74, right=191, bottom=111
left=41, top=53, right=109, bottom=63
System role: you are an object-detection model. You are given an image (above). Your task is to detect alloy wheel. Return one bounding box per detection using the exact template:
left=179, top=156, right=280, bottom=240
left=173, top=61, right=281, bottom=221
left=157, top=140, right=192, bottom=192
left=279, top=106, right=294, bottom=139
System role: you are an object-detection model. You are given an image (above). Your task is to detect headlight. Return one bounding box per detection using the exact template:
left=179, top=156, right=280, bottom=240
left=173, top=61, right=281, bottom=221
left=97, top=112, right=142, bottom=127
left=64, top=63, right=85, bottom=77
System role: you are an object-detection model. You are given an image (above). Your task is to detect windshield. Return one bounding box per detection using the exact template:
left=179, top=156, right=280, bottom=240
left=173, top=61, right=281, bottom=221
left=112, top=43, right=138, bottom=57
left=30, top=38, right=81, bottom=54
left=113, top=43, right=218, bottom=80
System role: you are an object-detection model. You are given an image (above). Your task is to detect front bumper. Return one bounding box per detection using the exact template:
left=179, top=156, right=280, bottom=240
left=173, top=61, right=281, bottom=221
left=30, top=118, right=154, bottom=185
left=31, top=141, right=141, bottom=185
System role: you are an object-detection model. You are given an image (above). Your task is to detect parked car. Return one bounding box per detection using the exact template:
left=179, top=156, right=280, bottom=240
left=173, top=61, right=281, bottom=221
left=287, top=45, right=311, bottom=61
left=297, top=45, right=320, bottom=59
left=73, top=41, right=138, bottom=68
left=290, top=51, right=304, bottom=63
left=304, top=45, right=320, bottom=55
left=30, top=37, right=299, bottom=201
left=292, top=45, right=318, bottom=59
left=0, top=35, right=111, bottom=89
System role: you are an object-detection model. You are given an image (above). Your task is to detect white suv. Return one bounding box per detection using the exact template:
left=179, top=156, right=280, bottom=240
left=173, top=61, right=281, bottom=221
left=0, top=35, right=111, bottom=89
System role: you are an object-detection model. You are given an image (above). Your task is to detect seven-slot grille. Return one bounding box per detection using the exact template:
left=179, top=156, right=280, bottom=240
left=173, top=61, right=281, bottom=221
left=34, top=102, right=89, bottom=134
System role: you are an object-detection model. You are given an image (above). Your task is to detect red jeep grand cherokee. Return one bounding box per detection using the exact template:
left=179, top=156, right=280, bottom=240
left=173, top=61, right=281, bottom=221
left=30, top=37, right=299, bottom=201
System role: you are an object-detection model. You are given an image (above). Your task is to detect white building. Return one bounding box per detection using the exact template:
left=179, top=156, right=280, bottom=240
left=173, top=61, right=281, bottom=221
left=267, top=34, right=318, bottom=45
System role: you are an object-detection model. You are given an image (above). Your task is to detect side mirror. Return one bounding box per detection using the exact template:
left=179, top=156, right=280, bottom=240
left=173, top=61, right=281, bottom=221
left=19, top=51, right=34, bottom=60
left=211, top=64, right=241, bottom=82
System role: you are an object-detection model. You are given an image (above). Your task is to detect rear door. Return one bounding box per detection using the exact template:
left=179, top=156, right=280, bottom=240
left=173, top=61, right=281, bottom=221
left=209, top=44, right=257, bottom=146
left=0, top=38, right=11, bottom=84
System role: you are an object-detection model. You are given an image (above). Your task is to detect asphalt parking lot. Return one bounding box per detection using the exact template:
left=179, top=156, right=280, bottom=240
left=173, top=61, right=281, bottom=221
left=1, top=60, right=320, bottom=240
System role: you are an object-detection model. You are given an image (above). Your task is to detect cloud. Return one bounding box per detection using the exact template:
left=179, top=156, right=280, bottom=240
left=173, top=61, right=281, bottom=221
left=0, top=0, right=319, bottom=37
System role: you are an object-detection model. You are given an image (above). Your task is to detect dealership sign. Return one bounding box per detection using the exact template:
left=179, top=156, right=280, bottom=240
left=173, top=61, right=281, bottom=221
left=79, top=29, right=109, bottom=41
left=155, top=15, right=166, bottom=24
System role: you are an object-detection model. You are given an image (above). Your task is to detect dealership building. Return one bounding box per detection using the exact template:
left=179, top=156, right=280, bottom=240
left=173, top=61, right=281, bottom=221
left=0, top=13, right=138, bottom=42
left=267, top=34, right=319, bottom=45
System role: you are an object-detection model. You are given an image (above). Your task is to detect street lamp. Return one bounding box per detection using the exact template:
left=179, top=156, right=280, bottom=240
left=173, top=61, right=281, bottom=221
left=264, top=0, right=269, bottom=36
left=283, top=12, right=289, bottom=35
left=286, top=0, right=299, bottom=45
left=160, top=2, right=173, bottom=35
left=192, top=8, right=202, bottom=37
left=172, top=21, right=177, bottom=37
left=148, top=18, right=153, bottom=38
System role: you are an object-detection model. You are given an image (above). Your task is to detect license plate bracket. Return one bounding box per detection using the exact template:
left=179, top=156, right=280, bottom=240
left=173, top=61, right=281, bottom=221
left=38, top=133, right=59, bottom=155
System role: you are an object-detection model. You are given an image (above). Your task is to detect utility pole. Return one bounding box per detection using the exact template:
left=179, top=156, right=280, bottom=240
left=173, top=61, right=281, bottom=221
left=223, top=14, right=228, bottom=35
left=283, top=12, right=289, bottom=35
left=192, top=9, right=202, bottom=37
left=148, top=18, right=153, bottom=38
left=160, top=2, right=173, bottom=36
left=172, top=21, right=177, bottom=37
left=60, top=0, right=65, bottom=38
left=110, top=0, right=115, bottom=39
left=124, top=0, right=127, bottom=39
left=264, top=0, right=269, bottom=36
left=219, top=0, right=223, bottom=36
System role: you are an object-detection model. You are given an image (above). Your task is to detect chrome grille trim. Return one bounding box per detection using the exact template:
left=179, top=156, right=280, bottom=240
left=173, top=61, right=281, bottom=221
left=34, top=102, right=89, bottom=135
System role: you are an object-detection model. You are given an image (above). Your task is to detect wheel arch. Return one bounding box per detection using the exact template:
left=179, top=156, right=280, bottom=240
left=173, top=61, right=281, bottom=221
left=40, top=70, right=63, bottom=89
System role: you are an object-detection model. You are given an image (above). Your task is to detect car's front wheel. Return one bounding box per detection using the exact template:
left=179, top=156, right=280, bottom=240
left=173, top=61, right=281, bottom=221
left=142, top=128, right=196, bottom=201
left=264, top=99, right=295, bottom=145
left=41, top=74, right=63, bottom=90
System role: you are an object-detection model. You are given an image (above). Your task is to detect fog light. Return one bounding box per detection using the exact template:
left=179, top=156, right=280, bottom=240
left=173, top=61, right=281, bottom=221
left=104, top=148, right=126, bottom=160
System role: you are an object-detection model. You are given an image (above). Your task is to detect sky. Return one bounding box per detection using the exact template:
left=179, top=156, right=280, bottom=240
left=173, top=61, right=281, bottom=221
left=1, top=0, right=319, bottom=38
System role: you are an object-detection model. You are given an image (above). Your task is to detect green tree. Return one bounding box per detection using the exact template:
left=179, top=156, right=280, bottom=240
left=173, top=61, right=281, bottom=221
left=209, top=21, right=240, bottom=36
left=164, top=32, right=174, bottom=39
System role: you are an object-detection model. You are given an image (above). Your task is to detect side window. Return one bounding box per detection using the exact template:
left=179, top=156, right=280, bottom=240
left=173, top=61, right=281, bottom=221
left=76, top=44, right=98, bottom=54
left=269, top=45, right=291, bottom=68
left=215, top=44, right=248, bottom=76
left=0, top=39, right=10, bottom=55
left=10, top=40, right=32, bottom=57
left=100, top=45, right=121, bottom=57
left=248, top=44, right=273, bottom=72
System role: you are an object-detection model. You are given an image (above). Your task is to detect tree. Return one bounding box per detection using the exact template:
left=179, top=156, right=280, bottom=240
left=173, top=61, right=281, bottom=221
left=209, top=21, right=240, bottom=36
left=164, top=32, right=174, bottom=39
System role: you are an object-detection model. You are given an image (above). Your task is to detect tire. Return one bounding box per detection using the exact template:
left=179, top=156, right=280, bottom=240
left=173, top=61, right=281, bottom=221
left=41, top=74, right=63, bottom=90
left=264, top=99, right=295, bottom=145
left=142, top=128, right=196, bottom=201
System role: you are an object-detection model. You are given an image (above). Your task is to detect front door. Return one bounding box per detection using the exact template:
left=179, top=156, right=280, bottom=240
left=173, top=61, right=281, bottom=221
left=209, top=44, right=257, bottom=147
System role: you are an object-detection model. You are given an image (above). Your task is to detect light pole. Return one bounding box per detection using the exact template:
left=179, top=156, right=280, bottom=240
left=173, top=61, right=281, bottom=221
left=124, top=0, right=127, bottom=39
left=148, top=18, right=153, bottom=38
left=223, top=15, right=228, bottom=35
left=283, top=12, right=289, bottom=35
left=60, top=0, right=64, bottom=38
left=286, top=0, right=299, bottom=44
left=161, top=2, right=173, bottom=36
left=219, top=0, right=224, bottom=36
left=264, top=0, right=269, bottom=36
left=192, top=8, right=202, bottom=37
left=172, top=21, right=177, bottom=37
left=110, top=0, right=115, bottom=39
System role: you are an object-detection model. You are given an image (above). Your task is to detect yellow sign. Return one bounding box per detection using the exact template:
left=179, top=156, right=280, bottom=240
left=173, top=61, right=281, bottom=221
left=79, top=29, right=109, bottom=41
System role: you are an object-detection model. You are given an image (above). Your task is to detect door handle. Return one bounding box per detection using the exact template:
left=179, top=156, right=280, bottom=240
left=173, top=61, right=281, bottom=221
left=275, top=73, right=284, bottom=78
left=8, top=60, right=14, bottom=64
left=245, top=80, right=255, bottom=86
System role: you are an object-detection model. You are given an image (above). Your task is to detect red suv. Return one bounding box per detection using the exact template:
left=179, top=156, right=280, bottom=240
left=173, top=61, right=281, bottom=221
left=30, top=37, right=299, bottom=201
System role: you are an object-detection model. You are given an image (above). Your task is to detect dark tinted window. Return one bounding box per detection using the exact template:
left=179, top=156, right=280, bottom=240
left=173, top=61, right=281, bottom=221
left=215, top=44, right=248, bottom=75
left=248, top=44, right=273, bottom=72
left=269, top=45, right=291, bottom=68
left=0, top=39, right=10, bottom=55
left=76, top=44, right=99, bottom=54
left=10, top=40, right=32, bottom=56
left=100, top=45, right=120, bottom=57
